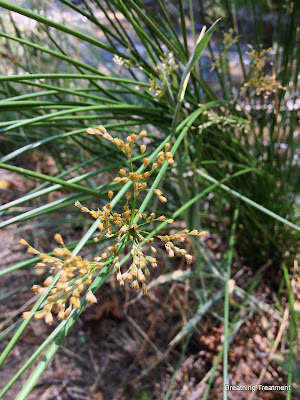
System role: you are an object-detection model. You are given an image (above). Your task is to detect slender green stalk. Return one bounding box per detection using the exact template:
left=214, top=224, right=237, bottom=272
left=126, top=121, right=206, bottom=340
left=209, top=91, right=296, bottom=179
left=0, top=322, right=67, bottom=398
left=0, top=273, right=60, bottom=366
left=197, top=170, right=300, bottom=232
left=0, top=0, right=129, bottom=58
left=282, top=263, right=297, bottom=400
left=0, top=162, right=104, bottom=197
left=223, top=207, right=239, bottom=399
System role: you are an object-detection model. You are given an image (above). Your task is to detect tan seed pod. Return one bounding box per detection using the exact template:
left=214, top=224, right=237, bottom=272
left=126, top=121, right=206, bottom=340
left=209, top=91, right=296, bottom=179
left=140, top=144, right=146, bottom=154
left=97, top=125, right=106, bottom=133
left=130, top=280, right=139, bottom=290
left=142, top=283, right=147, bottom=295
left=86, top=291, right=97, bottom=303
left=64, top=306, right=72, bottom=318
left=44, top=276, right=53, bottom=287
left=54, top=233, right=63, bottom=244
left=103, top=132, right=113, bottom=141
left=43, top=303, right=53, bottom=312
left=74, top=201, right=82, bottom=208
left=185, top=254, right=193, bottom=264
left=34, top=311, right=46, bottom=320
left=159, top=196, right=167, bottom=203
left=23, top=312, right=33, bottom=319
left=70, top=297, right=81, bottom=308
left=27, top=247, right=39, bottom=255
left=45, top=312, right=53, bottom=325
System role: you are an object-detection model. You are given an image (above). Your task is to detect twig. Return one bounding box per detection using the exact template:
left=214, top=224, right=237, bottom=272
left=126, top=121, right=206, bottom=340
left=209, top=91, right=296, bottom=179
left=248, top=306, right=289, bottom=400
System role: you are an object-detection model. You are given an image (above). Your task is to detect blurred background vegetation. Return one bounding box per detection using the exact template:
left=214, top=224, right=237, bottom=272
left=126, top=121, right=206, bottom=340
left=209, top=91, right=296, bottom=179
left=0, top=0, right=299, bottom=399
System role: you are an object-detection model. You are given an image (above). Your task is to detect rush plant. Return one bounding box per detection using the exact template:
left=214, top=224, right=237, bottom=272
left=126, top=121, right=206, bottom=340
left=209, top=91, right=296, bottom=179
left=0, top=0, right=299, bottom=399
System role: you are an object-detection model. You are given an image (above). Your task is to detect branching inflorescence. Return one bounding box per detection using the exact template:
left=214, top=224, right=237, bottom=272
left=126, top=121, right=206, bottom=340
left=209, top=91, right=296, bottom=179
left=21, top=126, right=205, bottom=324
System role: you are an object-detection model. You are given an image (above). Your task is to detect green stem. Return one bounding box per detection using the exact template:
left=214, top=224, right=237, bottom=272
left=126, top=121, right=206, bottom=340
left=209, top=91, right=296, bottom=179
left=223, top=207, right=239, bottom=399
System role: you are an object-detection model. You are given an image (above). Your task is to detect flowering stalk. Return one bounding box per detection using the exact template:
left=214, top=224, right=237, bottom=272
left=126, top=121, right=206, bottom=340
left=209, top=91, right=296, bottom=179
left=21, top=126, right=205, bottom=324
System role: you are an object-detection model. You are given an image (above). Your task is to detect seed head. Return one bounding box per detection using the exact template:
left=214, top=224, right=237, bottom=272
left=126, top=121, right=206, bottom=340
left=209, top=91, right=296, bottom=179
left=86, top=291, right=97, bottom=303
left=142, top=283, right=147, bottom=295
left=159, top=196, right=167, bottom=203
left=97, top=125, right=106, bottom=133
left=44, top=276, right=53, bottom=287
left=23, top=312, right=33, bottom=319
left=185, top=254, right=193, bottom=264
left=86, top=128, right=95, bottom=135
left=103, top=132, right=113, bottom=141
left=130, top=280, right=139, bottom=290
left=54, top=233, right=64, bottom=244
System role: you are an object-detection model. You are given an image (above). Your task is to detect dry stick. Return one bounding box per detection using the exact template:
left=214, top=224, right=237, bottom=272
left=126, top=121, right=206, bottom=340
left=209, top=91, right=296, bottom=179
left=0, top=295, right=38, bottom=331
left=113, top=284, right=177, bottom=399
left=248, top=306, right=290, bottom=400
left=126, top=315, right=164, bottom=357
left=127, top=286, right=197, bottom=390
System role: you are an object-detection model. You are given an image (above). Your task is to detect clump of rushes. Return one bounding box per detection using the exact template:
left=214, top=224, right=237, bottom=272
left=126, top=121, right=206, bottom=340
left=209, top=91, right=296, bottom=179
left=21, top=127, right=205, bottom=324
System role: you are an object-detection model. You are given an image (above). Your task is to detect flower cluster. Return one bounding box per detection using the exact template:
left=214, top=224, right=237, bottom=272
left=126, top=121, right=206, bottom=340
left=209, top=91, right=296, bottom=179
left=84, top=126, right=205, bottom=292
left=244, top=45, right=285, bottom=96
left=211, top=28, right=239, bottom=72
left=113, top=54, right=139, bottom=69
left=21, top=126, right=206, bottom=324
left=20, top=235, right=100, bottom=324
left=223, top=28, right=239, bottom=51
left=149, top=52, right=178, bottom=97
